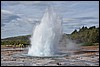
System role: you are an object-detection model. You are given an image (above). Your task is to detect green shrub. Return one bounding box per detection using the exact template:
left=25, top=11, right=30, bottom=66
left=82, top=42, right=94, bottom=46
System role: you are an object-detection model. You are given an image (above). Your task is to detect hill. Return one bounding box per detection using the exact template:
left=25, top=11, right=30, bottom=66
left=70, top=26, right=99, bottom=46
left=1, top=35, right=31, bottom=45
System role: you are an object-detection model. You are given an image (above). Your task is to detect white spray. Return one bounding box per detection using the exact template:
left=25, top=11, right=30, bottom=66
left=28, top=7, right=62, bottom=56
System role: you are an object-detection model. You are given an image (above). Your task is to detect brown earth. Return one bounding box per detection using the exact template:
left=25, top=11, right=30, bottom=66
left=1, top=45, right=99, bottom=66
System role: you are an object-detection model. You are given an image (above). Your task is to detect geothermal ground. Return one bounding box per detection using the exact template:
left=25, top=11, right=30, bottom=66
left=1, top=45, right=99, bottom=66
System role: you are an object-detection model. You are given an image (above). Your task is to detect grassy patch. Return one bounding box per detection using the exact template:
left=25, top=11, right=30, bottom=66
left=82, top=42, right=94, bottom=46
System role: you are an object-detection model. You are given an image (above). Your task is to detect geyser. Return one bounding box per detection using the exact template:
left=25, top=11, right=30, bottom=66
left=28, top=7, right=62, bottom=57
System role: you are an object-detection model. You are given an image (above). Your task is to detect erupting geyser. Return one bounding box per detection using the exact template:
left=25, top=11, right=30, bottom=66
left=28, top=7, right=62, bottom=57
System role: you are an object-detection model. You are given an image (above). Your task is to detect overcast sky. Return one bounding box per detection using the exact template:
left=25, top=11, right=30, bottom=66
left=1, top=1, right=99, bottom=39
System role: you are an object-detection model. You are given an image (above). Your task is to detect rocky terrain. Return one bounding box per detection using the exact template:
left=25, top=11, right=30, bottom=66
left=1, top=45, right=99, bottom=66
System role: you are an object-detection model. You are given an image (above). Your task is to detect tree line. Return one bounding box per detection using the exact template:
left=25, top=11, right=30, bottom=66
left=70, top=26, right=99, bottom=46
left=1, top=26, right=99, bottom=46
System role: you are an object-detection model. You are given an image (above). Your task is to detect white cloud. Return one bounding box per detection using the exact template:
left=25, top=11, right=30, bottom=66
left=1, top=9, right=12, bottom=14
left=1, top=1, right=99, bottom=38
left=1, top=1, right=49, bottom=6
left=1, top=9, right=21, bottom=27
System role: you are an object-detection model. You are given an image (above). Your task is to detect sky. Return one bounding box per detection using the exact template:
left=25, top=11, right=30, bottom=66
left=1, top=1, right=99, bottom=39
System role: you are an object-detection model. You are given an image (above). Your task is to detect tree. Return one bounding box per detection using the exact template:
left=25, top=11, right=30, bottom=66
left=71, top=29, right=78, bottom=34
left=70, top=26, right=99, bottom=45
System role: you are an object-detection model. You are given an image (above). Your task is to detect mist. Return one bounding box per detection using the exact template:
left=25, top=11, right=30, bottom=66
left=59, top=34, right=80, bottom=54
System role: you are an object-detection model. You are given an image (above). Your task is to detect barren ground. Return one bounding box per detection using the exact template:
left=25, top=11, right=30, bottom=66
left=1, top=45, right=99, bottom=66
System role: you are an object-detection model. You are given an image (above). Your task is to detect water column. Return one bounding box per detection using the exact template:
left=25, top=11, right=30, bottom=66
left=28, top=7, right=62, bottom=56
